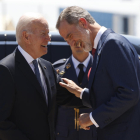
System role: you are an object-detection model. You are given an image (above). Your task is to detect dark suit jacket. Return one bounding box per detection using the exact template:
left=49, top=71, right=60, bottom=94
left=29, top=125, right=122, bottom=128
left=82, top=29, right=140, bottom=140
left=0, top=48, right=61, bottom=140
left=53, top=54, right=97, bottom=140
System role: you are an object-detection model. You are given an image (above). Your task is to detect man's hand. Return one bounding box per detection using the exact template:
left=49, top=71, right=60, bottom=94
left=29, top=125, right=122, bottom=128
left=59, top=78, right=83, bottom=98
left=79, top=113, right=93, bottom=130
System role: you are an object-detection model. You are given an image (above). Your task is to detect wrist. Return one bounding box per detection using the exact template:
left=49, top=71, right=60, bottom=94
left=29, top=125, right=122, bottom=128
left=75, top=87, right=83, bottom=98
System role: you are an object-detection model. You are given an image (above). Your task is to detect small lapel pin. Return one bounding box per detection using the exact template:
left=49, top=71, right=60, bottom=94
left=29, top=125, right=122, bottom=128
left=44, top=66, right=47, bottom=69
left=66, top=63, right=71, bottom=69
left=56, top=69, right=59, bottom=74
left=59, top=71, right=65, bottom=75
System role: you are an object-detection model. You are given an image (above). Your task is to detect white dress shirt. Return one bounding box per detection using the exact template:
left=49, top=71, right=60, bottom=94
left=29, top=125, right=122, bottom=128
left=80, top=26, right=107, bottom=128
left=72, top=54, right=90, bottom=76
left=18, top=45, right=48, bottom=104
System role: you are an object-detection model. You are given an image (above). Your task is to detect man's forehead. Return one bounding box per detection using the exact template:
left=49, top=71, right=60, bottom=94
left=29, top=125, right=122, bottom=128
left=36, top=27, right=49, bottom=33
left=31, top=24, right=49, bottom=34
left=59, top=20, right=70, bottom=28
left=40, top=29, right=49, bottom=32
left=33, top=20, right=48, bottom=27
left=59, top=21, right=76, bottom=38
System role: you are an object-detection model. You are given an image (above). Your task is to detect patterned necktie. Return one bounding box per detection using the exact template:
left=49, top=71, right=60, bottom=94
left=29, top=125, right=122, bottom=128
left=78, top=63, right=85, bottom=85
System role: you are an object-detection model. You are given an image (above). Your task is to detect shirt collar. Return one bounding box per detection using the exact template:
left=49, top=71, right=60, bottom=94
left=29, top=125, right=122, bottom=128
left=18, top=45, right=38, bottom=64
left=72, top=53, right=90, bottom=69
left=93, top=26, right=107, bottom=49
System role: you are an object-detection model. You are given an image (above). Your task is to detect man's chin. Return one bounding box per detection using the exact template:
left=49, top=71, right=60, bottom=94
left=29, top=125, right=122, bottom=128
left=76, top=50, right=84, bottom=53
left=82, top=43, right=92, bottom=52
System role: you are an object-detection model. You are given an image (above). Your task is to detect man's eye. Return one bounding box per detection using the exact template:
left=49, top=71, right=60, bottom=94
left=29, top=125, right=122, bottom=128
left=68, top=34, right=72, bottom=40
left=69, top=35, right=72, bottom=38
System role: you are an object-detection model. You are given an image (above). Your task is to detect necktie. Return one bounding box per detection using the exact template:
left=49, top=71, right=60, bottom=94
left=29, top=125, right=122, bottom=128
left=32, top=60, right=46, bottom=97
left=87, top=48, right=96, bottom=80
left=78, top=63, right=85, bottom=85
left=92, top=48, right=96, bottom=57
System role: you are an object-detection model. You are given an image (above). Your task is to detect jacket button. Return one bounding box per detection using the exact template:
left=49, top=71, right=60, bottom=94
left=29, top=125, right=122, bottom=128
left=57, top=133, right=59, bottom=135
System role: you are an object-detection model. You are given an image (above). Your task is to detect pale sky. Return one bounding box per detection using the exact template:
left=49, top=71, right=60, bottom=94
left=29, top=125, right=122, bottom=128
left=1, top=0, right=104, bottom=30
left=0, top=0, right=140, bottom=31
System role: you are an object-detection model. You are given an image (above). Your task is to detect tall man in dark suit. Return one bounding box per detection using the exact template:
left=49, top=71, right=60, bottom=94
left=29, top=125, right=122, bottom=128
left=0, top=13, right=62, bottom=140
left=53, top=45, right=97, bottom=140
left=56, top=6, right=140, bottom=140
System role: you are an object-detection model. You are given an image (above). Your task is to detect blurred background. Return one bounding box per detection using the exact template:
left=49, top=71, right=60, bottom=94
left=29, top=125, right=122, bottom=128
left=0, top=0, right=140, bottom=36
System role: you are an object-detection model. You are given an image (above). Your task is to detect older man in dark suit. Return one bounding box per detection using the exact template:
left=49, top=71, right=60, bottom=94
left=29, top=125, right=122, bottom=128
left=56, top=6, right=140, bottom=140
left=0, top=13, right=63, bottom=140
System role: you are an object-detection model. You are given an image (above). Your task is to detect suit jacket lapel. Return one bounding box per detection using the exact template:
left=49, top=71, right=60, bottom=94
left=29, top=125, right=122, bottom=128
left=15, top=49, right=48, bottom=107
left=88, top=29, right=114, bottom=90
left=81, top=53, right=93, bottom=88
left=38, top=59, right=52, bottom=110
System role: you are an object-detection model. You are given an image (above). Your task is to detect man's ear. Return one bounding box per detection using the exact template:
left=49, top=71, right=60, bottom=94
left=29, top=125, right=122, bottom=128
left=22, top=31, right=31, bottom=44
left=78, top=18, right=88, bottom=29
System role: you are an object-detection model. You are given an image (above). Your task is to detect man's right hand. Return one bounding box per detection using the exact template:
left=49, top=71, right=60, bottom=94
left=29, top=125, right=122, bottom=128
left=59, top=78, right=83, bottom=98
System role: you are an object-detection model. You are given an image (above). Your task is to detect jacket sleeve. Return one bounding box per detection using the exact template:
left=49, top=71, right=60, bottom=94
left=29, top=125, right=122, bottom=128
left=81, top=88, right=93, bottom=108
left=0, top=65, right=30, bottom=140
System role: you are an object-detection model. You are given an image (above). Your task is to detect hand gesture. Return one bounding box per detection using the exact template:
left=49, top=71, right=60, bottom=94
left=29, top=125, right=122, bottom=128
left=59, top=78, right=83, bottom=98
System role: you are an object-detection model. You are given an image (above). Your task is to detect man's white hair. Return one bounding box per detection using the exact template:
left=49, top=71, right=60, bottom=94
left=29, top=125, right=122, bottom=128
left=16, top=12, right=44, bottom=44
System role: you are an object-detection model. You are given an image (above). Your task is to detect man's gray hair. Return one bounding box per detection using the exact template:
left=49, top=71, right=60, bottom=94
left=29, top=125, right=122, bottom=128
left=56, top=6, right=95, bottom=29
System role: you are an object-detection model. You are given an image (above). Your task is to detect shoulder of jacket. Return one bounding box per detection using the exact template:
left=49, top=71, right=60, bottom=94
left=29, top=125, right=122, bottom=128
left=39, top=58, right=53, bottom=67
left=52, top=58, right=67, bottom=66
left=0, top=53, right=15, bottom=68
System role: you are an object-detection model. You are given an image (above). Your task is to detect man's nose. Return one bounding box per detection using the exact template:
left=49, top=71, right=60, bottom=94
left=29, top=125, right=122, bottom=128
left=46, top=34, right=51, bottom=41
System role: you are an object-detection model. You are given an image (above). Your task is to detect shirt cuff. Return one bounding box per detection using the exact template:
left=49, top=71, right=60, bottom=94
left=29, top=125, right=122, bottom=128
left=89, top=112, right=99, bottom=128
left=80, top=88, right=87, bottom=99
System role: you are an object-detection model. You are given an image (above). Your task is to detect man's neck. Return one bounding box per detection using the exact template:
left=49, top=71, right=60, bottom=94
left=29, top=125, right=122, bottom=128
left=89, top=23, right=102, bottom=47
left=73, top=53, right=89, bottom=62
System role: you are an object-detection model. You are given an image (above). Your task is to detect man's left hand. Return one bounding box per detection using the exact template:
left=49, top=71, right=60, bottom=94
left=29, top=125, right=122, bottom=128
left=79, top=113, right=93, bottom=130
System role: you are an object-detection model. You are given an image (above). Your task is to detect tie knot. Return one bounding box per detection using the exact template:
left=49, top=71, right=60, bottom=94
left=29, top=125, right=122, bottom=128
left=78, top=63, right=84, bottom=70
left=92, top=48, right=96, bottom=57
left=32, top=59, right=38, bottom=67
